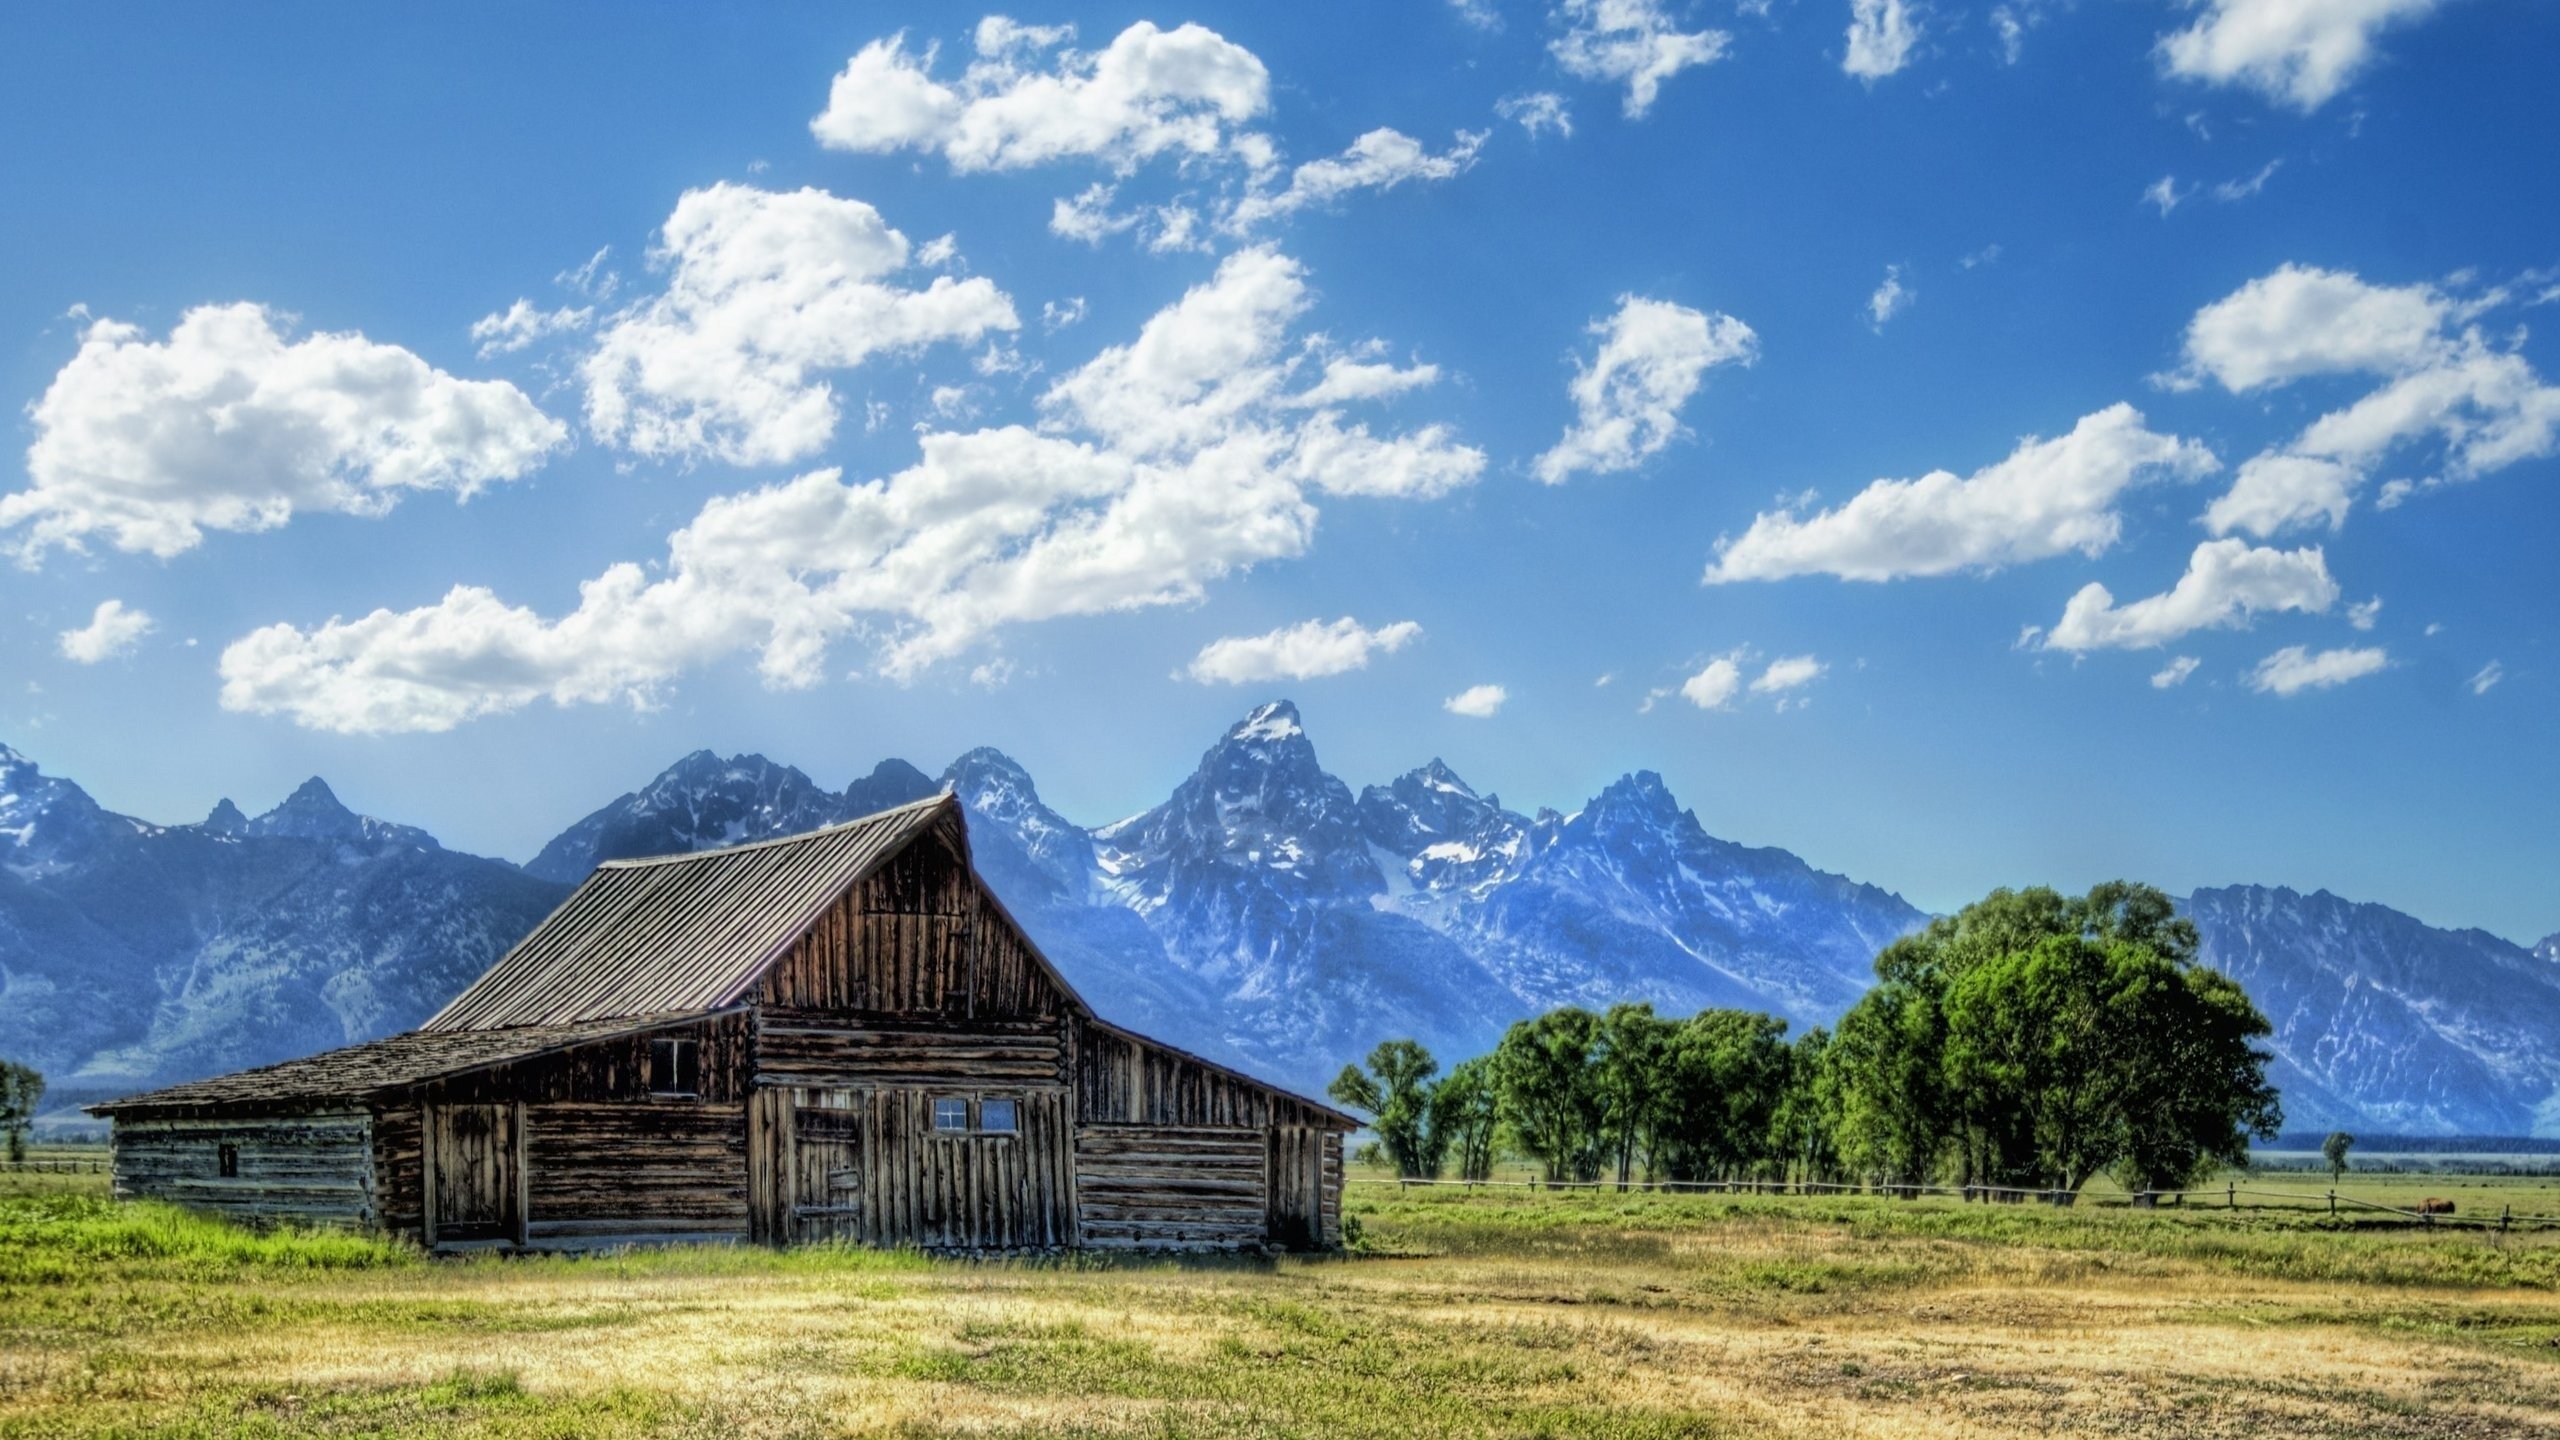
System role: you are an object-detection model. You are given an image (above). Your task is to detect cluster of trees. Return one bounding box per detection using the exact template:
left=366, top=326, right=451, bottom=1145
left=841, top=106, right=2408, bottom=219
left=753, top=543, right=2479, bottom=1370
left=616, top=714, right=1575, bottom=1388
left=1330, top=883, right=2283, bottom=1195
left=0, top=1060, right=43, bottom=1163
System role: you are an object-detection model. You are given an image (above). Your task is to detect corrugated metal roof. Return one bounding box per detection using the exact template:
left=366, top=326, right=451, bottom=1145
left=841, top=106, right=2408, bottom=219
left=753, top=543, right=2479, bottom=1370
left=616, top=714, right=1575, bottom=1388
left=424, top=792, right=957, bottom=1031
left=88, top=1013, right=720, bottom=1116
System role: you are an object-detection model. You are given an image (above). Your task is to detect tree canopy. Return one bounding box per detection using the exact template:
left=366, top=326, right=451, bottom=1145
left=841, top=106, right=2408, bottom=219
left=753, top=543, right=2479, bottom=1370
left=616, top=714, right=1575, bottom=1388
left=1336, top=880, right=2280, bottom=1197
left=0, top=1060, right=44, bottom=1163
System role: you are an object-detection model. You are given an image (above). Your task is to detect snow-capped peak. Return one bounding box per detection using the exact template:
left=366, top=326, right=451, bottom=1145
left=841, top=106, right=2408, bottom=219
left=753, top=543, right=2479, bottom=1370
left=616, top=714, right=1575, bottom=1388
left=1231, top=700, right=1305, bottom=744
left=249, top=777, right=440, bottom=852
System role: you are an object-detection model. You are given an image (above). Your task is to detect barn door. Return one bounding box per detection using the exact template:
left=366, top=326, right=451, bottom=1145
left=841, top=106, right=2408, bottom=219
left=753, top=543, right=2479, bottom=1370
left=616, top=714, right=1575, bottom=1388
left=790, top=1091, right=865, bottom=1243
left=427, top=1103, right=521, bottom=1244
left=1267, top=1126, right=1321, bottom=1250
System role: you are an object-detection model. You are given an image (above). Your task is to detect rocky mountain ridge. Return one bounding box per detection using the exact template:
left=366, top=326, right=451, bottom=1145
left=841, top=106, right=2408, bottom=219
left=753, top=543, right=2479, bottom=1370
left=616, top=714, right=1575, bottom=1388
left=6, top=710, right=2555, bottom=1133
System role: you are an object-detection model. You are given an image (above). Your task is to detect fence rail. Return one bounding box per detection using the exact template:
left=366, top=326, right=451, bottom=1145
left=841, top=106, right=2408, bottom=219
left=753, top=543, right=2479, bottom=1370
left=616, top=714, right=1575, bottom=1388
left=1350, top=1174, right=2560, bottom=1232
left=2, top=1159, right=107, bottom=1175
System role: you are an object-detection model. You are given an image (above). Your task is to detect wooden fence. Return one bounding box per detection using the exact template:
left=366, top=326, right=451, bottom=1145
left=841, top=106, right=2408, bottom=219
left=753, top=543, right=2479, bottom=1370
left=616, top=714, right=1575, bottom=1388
left=1351, top=1174, right=2560, bottom=1232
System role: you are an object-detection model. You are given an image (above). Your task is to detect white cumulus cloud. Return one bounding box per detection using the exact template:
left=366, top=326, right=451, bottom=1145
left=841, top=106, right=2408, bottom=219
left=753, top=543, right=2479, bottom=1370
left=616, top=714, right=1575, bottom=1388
left=1550, top=0, right=1731, bottom=118
left=2042, top=538, right=2338, bottom=651
left=1226, top=128, right=1486, bottom=232
left=1444, top=683, right=1508, bottom=717
left=1751, top=654, right=1827, bottom=694
left=1679, top=657, right=1744, bottom=710
left=219, top=248, right=1484, bottom=733
left=1707, top=403, right=2217, bottom=583
left=2249, top=643, right=2387, bottom=696
left=2177, top=265, right=2560, bottom=537
left=1676, top=651, right=1823, bottom=711
left=2171, top=264, right=2449, bottom=393
left=1869, top=265, right=1915, bottom=329
left=57, top=599, right=155, bottom=663
left=469, top=299, right=593, bottom=359
left=2143, top=175, right=2193, bottom=217
left=2151, top=655, right=2202, bottom=688
left=1496, top=91, right=1574, bottom=138
left=2161, top=0, right=2447, bottom=112
left=581, top=183, right=1019, bottom=466
left=1844, top=0, right=1921, bottom=80
left=1535, top=295, right=1757, bottom=483
left=810, top=20, right=1272, bottom=174
left=1185, top=617, right=1423, bottom=684
left=2, top=304, right=565, bottom=561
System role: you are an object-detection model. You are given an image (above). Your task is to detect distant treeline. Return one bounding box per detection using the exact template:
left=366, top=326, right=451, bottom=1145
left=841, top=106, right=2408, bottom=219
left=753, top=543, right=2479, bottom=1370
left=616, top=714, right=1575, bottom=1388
left=2266, top=1134, right=2560, bottom=1156
left=1334, top=882, right=2283, bottom=1194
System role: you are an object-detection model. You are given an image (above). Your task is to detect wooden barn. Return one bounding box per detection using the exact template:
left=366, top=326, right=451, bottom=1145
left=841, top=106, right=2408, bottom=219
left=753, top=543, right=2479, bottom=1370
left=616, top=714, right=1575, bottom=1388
left=89, top=794, right=1355, bottom=1253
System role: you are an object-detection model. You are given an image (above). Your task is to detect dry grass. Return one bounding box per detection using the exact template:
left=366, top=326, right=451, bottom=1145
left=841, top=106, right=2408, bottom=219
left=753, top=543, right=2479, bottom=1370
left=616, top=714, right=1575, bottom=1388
left=4, top=1172, right=2558, bottom=1438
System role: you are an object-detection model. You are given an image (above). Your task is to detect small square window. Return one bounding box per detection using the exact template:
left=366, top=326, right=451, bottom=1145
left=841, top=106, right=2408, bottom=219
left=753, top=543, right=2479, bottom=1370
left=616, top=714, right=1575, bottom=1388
left=932, top=1097, right=970, bottom=1132
left=217, top=1143, right=239, bottom=1178
left=650, top=1038, right=699, bottom=1096
left=979, top=1099, right=1018, bottom=1134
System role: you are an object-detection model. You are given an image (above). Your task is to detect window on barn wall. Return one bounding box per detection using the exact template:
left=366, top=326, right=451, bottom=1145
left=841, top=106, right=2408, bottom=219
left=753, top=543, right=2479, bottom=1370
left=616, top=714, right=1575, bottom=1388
left=217, top=1143, right=238, bottom=1178
left=649, top=1038, right=699, bottom=1097
left=933, top=1096, right=970, bottom=1132
left=979, top=1098, right=1018, bottom=1134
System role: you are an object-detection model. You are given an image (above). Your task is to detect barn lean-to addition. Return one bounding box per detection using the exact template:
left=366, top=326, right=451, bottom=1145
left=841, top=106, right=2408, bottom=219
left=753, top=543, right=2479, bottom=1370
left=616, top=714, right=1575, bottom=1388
left=89, top=794, right=1355, bottom=1253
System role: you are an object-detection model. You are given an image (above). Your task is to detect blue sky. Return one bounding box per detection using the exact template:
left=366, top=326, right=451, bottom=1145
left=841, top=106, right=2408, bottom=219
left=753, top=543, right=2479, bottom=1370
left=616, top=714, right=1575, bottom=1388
left=3, top=1, right=2553, bottom=942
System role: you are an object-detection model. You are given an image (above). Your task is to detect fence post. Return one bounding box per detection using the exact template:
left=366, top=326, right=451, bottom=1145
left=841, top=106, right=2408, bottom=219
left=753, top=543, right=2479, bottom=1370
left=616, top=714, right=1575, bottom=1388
left=2227, top=1182, right=2235, bottom=1210
left=2328, top=1189, right=2336, bottom=1216
left=2503, top=1205, right=2512, bottom=1234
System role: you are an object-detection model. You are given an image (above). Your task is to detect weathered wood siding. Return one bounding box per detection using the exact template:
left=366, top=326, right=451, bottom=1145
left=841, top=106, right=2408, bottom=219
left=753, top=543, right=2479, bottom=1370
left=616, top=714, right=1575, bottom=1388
left=425, top=1103, right=521, bottom=1244
left=1074, top=1125, right=1269, bottom=1249
left=110, top=1112, right=375, bottom=1228
left=1075, top=1019, right=1337, bottom=1130
left=386, top=1016, right=754, bottom=1249
left=420, top=1014, right=751, bottom=1106
left=749, top=1084, right=1073, bottom=1248
left=1319, top=1131, right=1344, bottom=1248
left=755, top=1011, right=1068, bottom=1089
left=523, top=1100, right=748, bottom=1247
left=756, top=823, right=1069, bottom=1021
left=373, top=1105, right=424, bottom=1240
left=1266, top=1125, right=1330, bottom=1250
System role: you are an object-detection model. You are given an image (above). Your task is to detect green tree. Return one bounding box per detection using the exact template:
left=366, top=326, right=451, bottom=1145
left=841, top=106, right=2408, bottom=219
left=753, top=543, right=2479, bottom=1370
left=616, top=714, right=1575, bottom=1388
left=1428, top=1056, right=1502, bottom=1183
left=1821, top=882, right=2278, bottom=1195
left=2323, top=1131, right=2355, bottom=1182
left=1594, top=1003, right=1674, bottom=1187
left=1825, top=977, right=1952, bottom=1187
left=1944, top=935, right=2121, bottom=1190
left=1655, top=1009, right=1792, bottom=1182
left=1770, top=1027, right=1840, bottom=1187
left=0, top=1061, right=43, bottom=1164
left=1488, top=1007, right=1607, bottom=1184
left=1329, top=1040, right=1446, bottom=1179
left=2106, top=957, right=2282, bottom=1191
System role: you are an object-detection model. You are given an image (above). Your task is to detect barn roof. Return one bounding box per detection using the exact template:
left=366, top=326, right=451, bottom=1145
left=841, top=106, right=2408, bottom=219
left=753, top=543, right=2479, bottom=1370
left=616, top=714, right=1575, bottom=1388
left=87, top=1012, right=721, bottom=1117
left=425, top=792, right=957, bottom=1032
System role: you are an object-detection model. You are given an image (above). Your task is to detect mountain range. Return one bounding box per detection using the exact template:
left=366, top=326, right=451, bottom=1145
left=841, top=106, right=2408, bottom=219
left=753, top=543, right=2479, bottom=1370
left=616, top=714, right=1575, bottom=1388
left=5, top=704, right=2555, bottom=1134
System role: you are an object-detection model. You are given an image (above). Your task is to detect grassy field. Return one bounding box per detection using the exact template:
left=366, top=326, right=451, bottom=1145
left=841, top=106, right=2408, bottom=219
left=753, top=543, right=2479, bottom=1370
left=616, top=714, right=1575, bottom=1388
left=5, top=1165, right=2560, bottom=1438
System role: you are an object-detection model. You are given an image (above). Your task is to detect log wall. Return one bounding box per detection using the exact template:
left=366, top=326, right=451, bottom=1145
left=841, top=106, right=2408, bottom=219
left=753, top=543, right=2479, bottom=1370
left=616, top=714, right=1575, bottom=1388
left=1076, top=1019, right=1337, bottom=1130
left=755, top=1011, right=1068, bottom=1090
left=757, top=824, right=1069, bottom=1021
left=523, top=1100, right=748, bottom=1247
left=109, top=1112, right=375, bottom=1228
left=1074, top=1125, right=1269, bottom=1249
left=373, top=1105, right=424, bottom=1240
left=749, top=1083, right=1073, bottom=1249
left=421, top=1013, right=751, bottom=1106
left=1266, top=1125, right=1328, bottom=1250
